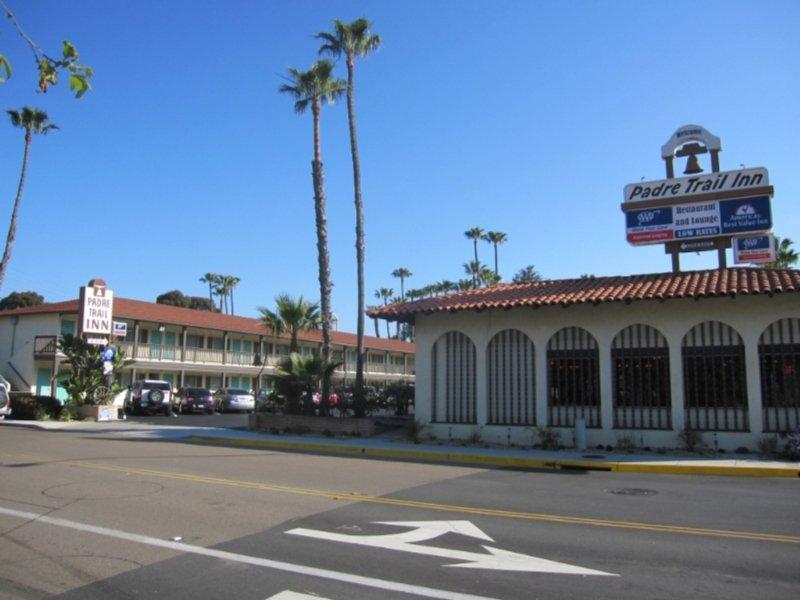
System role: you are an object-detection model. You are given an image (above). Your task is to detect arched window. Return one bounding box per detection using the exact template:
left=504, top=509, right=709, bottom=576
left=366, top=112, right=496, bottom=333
left=487, top=329, right=535, bottom=425
left=682, top=321, right=748, bottom=431
left=547, top=327, right=600, bottom=428
left=612, top=324, right=671, bottom=429
left=759, top=318, right=800, bottom=433
left=431, top=331, right=476, bottom=424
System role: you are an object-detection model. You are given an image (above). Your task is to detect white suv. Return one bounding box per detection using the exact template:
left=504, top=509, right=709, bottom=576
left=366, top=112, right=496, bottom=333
left=125, top=380, right=174, bottom=415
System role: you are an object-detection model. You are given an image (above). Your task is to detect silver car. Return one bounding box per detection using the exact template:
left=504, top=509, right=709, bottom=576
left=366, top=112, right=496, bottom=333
left=215, top=388, right=255, bottom=413
left=0, top=375, right=11, bottom=419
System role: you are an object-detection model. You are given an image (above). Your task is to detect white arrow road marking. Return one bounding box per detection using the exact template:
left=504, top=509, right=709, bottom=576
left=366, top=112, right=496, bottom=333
left=0, top=506, right=501, bottom=600
left=286, top=521, right=615, bottom=576
left=266, top=593, right=332, bottom=599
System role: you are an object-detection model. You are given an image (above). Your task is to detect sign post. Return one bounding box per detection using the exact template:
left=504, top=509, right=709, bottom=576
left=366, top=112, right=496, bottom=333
left=621, top=125, right=776, bottom=272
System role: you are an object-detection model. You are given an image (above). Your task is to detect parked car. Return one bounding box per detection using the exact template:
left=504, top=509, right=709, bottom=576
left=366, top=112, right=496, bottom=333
left=125, top=380, right=174, bottom=415
left=0, top=375, right=11, bottom=419
left=215, top=388, right=255, bottom=413
left=175, top=387, right=216, bottom=414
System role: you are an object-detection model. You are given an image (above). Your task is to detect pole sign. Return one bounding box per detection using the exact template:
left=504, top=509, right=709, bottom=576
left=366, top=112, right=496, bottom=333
left=733, top=234, right=776, bottom=264
left=78, top=282, right=114, bottom=337
left=625, top=195, right=772, bottom=245
left=112, top=321, right=127, bottom=338
left=623, top=167, right=769, bottom=205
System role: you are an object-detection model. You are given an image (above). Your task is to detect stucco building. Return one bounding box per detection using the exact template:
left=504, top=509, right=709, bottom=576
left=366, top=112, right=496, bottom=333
left=0, top=297, right=415, bottom=401
left=370, top=268, right=799, bottom=451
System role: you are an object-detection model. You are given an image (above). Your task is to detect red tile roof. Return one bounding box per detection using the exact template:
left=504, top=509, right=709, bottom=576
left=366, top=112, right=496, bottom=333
left=0, top=297, right=414, bottom=353
left=369, top=268, right=800, bottom=322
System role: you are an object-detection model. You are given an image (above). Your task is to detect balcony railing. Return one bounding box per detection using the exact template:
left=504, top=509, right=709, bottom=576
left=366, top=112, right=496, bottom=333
left=34, top=336, right=59, bottom=358
left=59, top=339, right=413, bottom=376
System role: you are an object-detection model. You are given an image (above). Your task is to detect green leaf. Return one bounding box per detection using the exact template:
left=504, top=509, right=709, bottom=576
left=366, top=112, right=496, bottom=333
left=0, top=55, right=11, bottom=82
left=69, top=74, right=89, bottom=98
left=62, top=40, right=78, bottom=60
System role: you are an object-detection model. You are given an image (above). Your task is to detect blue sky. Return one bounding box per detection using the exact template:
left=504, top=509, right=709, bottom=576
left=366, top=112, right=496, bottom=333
left=1, top=0, right=798, bottom=332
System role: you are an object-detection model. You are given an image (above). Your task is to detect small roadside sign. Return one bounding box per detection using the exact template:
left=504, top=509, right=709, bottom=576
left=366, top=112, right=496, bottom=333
left=113, top=322, right=127, bottom=338
left=733, top=234, right=776, bottom=264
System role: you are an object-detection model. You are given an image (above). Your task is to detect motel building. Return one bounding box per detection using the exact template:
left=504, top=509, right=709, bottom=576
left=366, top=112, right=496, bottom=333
left=0, top=296, right=415, bottom=402
left=370, top=268, right=800, bottom=451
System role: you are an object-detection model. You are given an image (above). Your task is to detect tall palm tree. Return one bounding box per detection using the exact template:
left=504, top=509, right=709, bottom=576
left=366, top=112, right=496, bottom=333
left=366, top=304, right=381, bottom=337
left=0, top=108, right=58, bottom=291
left=392, top=267, right=412, bottom=300
left=280, top=60, right=345, bottom=407
left=464, top=227, right=484, bottom=286
left=375, top=288, right=393, bottom=337
left=512, top=265, right=542, bottom=283
left=226, top=275, right=241, bottom=315
left=199, top=273, right=220, bottom=306
left=259, top=294, right=320, bottom=353
left=318, top=18, right=381, bottom=418
left=483, top=231, right=508, bottom=277
left=766, top=237, right=798, bottom=269
left=463, top=260, right=486, bottom=286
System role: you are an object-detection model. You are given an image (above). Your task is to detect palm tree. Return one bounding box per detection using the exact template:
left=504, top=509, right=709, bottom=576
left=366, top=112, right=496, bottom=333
left=259, top=294, right=320, bottom=353
left=765, top=237, right=798, bottom=269
left=483, top=231, right=508, bottom=277
left=318, top=18, right=381, bottom=418
left=226, top=275, right=241, bottom=315
left=512, top=265, right=542, bottom=283
left=457, top=279, right=473, bottom=291
left=199, top=273, right=220, bottom=306
left=439, top=280, right=456, bottom=294
left=479, top=267, right=500, bottom=287
left=375, top=288, right=393, bottom=337
left=0, top=108, right=58, bottom=291
left=366, top=304, right=381, bottom=337
left=463, top=260, right=487, bottom=286
left=280, top=60, right=345, bottom=407
left=392, top=267, right=412, bottom=300
left=464, top=227, right=484, bottom=286
left=270, top=353, right=341, bottom=416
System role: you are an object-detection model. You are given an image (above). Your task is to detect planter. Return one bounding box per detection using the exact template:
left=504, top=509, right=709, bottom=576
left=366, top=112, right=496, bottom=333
left=79, top=404, right=119, bottom=422
left=249, top=413, right=375, bottom=437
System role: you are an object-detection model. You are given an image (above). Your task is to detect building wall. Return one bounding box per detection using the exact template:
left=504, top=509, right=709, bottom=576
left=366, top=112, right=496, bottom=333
left=413, top=293, right=799, bottom=450
left=0, top=313, right=60, bottom=393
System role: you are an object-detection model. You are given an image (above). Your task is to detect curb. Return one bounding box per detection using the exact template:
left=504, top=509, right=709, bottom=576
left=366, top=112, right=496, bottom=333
left=186, top=435, right=800, bottom=478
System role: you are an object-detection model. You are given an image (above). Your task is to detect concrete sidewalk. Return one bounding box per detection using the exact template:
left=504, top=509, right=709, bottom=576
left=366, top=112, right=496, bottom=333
left=2, top=419, right=799, bottom=478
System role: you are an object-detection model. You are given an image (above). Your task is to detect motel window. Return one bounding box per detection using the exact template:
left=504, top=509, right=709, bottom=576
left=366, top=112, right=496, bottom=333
left=391, top=356, right=405, bottom=365
left=139, top=329, right=149, bottom=344
left=547, top=327, right=601, bottom=428
left=487, top=329, right=536, bottom=426
left=682, top=321, right=748, bottom=432
left=186, top=334, right=204, bottom=348
left=276, top=345, right=289, bottom=356
left=60, top=320, right=76, bottom=336
left=612, top=324, right=671, bottom=430
left=369, top=354, right=385, bottom=364
left=431, top=331, right=477, bottom=424
left=209, top=337, right=223, bottom=350
left=759, top=318, right=800, bottom=433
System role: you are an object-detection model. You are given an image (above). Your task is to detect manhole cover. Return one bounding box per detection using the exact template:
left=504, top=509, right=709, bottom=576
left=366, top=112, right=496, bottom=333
left=607, top=488, right=658, bottom=496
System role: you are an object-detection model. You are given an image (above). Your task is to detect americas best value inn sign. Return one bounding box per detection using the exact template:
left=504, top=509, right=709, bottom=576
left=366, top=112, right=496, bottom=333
left=622, top=168, right=773, bottom=245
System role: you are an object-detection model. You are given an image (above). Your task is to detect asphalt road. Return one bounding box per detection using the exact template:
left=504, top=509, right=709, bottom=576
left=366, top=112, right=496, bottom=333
left=0, top=426, right=798, bottom=599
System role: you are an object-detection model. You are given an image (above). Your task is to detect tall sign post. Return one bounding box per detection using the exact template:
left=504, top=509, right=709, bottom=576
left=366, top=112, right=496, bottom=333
left=78, top=278, right=114, bottom=344
left=621, top=125, right=775, bottom=273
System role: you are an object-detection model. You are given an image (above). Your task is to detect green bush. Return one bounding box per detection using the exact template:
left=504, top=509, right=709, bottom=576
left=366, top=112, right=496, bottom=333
left=615, top=432, right=638, bottom=452
left=7, top=394, right=62, bottom=420
left=537, top=427, right=561, bottom=450
left=677, top=428, right=704, bottom=452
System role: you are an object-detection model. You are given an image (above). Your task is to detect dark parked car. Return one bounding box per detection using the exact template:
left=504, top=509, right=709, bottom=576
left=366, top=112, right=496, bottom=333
left=175, top=387, right=216, bottom=414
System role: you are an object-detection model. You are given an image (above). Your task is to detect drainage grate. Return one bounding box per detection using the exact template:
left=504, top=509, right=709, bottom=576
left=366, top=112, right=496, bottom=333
left=608, top=488, right=658, bottom=496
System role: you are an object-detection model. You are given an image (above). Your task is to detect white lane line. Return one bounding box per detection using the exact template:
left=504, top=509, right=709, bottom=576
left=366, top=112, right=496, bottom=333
left=0, top=506, right=500, bottom=600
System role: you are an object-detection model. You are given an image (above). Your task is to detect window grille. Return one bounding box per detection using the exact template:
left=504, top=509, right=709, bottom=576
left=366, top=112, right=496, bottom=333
left=682, top=321, right=748, bottom=431
left=612, top=324, right=671, bottom=429
left=759, top=318, right=800, bottom=433
left=547, top=327, right=600, bottom=428
left=431, top=331, right=476, bottom=424
left=487, top=329, right=535, bottom=425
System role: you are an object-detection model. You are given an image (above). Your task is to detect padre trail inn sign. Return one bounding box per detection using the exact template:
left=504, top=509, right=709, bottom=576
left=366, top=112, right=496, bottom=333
left=78, top=278, right=114, bottom=344
left=621, top=124, right=776, bottom=272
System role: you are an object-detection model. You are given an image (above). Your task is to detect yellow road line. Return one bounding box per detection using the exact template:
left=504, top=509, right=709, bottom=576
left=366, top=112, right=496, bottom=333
left=3, top=450, right=798, bottom=545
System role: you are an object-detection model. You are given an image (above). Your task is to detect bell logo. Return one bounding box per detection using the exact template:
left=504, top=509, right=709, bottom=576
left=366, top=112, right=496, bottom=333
left=735, top=204, right=756, bottom=216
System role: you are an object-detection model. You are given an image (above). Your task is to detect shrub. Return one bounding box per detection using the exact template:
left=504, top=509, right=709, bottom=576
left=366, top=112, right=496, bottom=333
left=677, top=428, right=703, bottom=452
left=7, top=394, right=62, bottom=420
left=782, top=427, right=800, bottom=461
left=406, top=419, right=423, bottom=444
left=615, top=432, right=638, bottom=452
left=537, top=427, right=561, bottom=450
left=757, top=436, right=779, bottom=457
